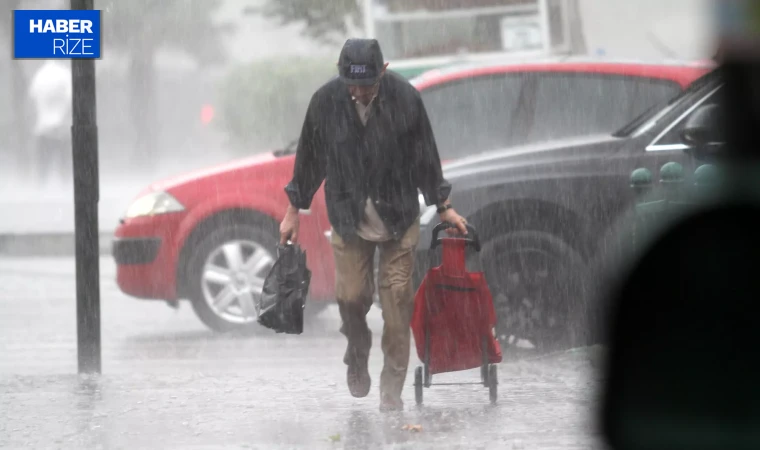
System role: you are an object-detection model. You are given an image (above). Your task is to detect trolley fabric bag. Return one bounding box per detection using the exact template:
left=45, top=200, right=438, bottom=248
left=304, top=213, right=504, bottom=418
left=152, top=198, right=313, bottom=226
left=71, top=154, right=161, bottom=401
left=411, top=223, right=503, bottom=375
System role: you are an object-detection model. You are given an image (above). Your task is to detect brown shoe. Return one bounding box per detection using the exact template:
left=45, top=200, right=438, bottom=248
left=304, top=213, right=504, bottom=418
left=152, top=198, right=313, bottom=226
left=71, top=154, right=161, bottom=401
left=379, top=393, right=404, bottom=412
left=347, top=362, right=371, bottom=398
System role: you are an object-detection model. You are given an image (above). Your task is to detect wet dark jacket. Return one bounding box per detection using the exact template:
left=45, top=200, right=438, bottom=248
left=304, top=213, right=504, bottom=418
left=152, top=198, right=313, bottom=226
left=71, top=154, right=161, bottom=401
left=284, top=71, right=451, bottom=240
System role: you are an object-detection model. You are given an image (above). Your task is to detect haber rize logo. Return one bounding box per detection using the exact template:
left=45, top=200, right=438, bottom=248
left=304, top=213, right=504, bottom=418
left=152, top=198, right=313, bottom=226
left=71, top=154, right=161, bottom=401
left=13, top=9, right=101, bottom=59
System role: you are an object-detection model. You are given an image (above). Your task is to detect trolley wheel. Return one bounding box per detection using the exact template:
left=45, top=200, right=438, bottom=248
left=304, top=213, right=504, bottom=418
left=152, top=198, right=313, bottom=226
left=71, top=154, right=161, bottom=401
left=488, top=364, right=498, bottom=404
left=414, top=366, right=424, bottom=405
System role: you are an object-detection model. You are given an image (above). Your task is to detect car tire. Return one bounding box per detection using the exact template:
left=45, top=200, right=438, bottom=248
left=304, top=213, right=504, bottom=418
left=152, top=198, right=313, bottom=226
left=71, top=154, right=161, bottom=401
left=476, top=230, right=592, bottom=353
left=187, top=220, right=279, bottom=333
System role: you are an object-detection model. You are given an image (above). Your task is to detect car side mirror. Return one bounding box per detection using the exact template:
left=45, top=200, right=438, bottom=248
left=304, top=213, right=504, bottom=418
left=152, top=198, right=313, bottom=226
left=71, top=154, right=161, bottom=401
left=680, top=104, right=724, bottom=160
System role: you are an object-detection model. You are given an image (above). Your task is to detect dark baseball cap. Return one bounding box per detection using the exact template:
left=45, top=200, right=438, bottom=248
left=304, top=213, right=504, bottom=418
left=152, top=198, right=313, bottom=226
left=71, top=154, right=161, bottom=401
left=338, top=38, right=385, bottom=86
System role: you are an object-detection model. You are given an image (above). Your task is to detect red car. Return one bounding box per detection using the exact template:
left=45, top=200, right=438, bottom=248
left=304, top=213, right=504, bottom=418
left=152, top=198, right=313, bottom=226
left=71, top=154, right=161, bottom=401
left=112, top=58, right=710, bottom=332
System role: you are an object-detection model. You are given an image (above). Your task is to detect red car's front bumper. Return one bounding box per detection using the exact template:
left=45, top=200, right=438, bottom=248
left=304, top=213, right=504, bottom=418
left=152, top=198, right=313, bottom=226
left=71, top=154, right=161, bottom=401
left=112, top=212, right=186, bottom=301
left=113, top=210, right=337, bottom=303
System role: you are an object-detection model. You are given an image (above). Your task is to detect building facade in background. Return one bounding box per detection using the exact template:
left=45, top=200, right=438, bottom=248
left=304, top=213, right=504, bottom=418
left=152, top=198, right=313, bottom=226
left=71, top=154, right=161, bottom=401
left=216, top=0, right=715, bottom=64
left=365, top=0, right=584, bottom=61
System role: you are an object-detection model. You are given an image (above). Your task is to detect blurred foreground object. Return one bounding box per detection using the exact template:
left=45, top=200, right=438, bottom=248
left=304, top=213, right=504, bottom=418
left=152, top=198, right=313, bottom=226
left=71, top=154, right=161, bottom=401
left=258, top=243, right=311, bottom=334
left=714, top=0, right=760, bottom=58
left=602, top=170, right=760, bottom=450
left=70, top=0, right=101, bottom=374
left=602, top=1, right=760, bottom=449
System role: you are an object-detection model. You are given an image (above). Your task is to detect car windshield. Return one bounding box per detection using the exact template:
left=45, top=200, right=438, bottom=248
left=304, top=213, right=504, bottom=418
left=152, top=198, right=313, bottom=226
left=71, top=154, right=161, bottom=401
left=612, top=67, right=723, bottom=138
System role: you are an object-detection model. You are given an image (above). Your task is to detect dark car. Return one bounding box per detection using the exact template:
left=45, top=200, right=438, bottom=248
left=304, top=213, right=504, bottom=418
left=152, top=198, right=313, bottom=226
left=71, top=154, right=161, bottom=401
left=414, top=68, right=724, bottom=352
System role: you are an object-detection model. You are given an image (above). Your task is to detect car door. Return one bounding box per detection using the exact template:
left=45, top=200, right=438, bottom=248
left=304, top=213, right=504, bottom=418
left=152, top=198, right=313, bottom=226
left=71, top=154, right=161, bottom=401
left=419, top=72, right=536, bottom=161
left=614, top=81, right=724, bottom=197
left=523, top=72, right=690, bottom=235
left=598, top=79, right=724, bottom=242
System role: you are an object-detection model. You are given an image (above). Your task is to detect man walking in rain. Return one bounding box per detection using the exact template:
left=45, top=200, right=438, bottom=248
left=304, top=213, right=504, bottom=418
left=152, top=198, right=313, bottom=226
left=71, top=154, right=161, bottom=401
left=280, top=38, right=468, bottom=411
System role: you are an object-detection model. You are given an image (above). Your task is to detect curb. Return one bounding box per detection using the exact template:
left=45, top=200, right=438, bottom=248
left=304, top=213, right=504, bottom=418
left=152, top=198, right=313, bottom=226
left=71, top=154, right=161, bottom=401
left=0, top=232, right=113, bottom=257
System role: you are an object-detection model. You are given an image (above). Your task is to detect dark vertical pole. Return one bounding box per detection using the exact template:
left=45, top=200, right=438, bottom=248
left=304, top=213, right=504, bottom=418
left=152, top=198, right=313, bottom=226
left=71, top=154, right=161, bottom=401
left=71, top=0, right=101, bottom=374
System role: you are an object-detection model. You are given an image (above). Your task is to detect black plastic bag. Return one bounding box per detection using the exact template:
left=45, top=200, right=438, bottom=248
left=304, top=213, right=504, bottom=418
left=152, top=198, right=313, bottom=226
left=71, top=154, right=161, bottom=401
left=257, top=243, right=311, bottom=334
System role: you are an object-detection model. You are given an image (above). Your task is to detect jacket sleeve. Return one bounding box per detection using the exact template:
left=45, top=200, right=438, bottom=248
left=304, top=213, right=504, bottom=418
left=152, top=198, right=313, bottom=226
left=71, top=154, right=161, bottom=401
left=284, top=93, right=327, bottom=210
left=414, top=95, right=452, bottom=206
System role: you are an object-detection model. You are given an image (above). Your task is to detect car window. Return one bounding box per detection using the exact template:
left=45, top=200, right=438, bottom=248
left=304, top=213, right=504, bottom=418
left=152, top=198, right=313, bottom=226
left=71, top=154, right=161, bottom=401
left=420, top=74, right=530, bottom=160
left=525, top=74, right=682, bottom=143
left=615, top=68, right=721, bottom=138
left=647, top=85, right=724, bottom=149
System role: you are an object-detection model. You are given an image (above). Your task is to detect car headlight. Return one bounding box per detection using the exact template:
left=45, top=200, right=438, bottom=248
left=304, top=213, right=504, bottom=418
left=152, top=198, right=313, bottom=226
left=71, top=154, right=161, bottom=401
left=124, top=191, right=185, bottom=219
left=418, top=193, right=438, bottom=226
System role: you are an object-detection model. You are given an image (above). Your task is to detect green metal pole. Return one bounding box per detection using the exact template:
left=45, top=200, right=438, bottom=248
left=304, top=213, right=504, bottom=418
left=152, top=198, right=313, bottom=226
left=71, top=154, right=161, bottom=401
left=71, top=0, right=101, bottom=374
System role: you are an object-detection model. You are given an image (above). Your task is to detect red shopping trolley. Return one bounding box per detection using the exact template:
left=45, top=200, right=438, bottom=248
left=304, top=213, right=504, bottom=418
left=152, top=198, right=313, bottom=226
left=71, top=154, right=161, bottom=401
left=411, top=222, right=503, bottom=405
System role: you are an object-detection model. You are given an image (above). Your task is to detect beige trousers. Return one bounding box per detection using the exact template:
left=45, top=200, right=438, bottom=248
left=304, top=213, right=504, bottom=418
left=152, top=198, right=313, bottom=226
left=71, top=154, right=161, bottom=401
left=331, top=219, right=420, bottom=400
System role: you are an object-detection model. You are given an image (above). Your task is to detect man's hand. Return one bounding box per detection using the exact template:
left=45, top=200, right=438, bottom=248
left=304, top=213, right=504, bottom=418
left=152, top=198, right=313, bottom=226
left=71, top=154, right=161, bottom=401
left=280, top=205, right=300, bottom=244
left=439, top=208, right=468, bottom=235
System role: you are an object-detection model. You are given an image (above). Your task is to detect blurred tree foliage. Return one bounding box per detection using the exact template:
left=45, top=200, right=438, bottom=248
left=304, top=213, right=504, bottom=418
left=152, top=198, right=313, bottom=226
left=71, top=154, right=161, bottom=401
left=97, top=0, right=234, bottom=159
left=219, top=58, right=337, bottom=151
left=249, top=0, right=362, bottom=45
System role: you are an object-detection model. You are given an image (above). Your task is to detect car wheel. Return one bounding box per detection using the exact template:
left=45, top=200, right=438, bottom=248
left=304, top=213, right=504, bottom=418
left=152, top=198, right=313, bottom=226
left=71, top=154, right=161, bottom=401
left=477, top=231, right=591, bottom=353
left=187, top=222, right=278, bottom=333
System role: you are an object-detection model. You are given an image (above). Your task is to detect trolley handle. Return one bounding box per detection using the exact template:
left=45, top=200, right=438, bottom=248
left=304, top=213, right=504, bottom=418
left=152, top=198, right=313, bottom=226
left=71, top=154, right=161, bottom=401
left=430, top=222, right=481, bottom=251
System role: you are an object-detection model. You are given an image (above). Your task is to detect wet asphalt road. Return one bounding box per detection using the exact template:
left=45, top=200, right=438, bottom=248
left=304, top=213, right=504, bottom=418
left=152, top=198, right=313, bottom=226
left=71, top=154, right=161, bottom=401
left=0, top=257, right=605, bottom=449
